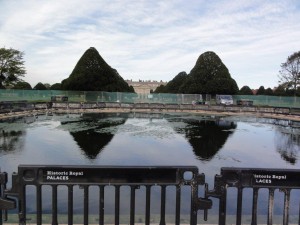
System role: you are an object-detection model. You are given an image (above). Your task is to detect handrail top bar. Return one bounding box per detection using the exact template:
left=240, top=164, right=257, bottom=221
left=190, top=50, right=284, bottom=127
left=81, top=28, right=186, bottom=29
left=18, top=164, right=198, bottom=170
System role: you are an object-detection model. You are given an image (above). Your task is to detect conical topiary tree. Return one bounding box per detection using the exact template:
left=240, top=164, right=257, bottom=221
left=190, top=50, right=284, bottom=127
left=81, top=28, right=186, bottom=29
left=180, top=51, right=239, bottom=94
left=61, top=47, right=134, bottom=92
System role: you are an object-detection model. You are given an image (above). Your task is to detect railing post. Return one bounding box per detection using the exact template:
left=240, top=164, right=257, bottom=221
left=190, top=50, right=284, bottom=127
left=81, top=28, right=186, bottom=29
left=0, top=171, right=4, bottom=225
left=205, top=174, right=226, bottom=225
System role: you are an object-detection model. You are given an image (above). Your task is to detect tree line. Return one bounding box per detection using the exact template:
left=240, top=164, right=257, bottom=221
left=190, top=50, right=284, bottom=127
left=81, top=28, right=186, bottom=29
left=0, top=46, right=300, bottom=96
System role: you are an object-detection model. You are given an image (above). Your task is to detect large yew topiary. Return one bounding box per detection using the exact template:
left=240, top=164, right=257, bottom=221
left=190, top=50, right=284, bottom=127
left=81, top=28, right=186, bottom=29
left=62, top=47, right=134, bottom=92
left=180, top=51, right=238, bottom=94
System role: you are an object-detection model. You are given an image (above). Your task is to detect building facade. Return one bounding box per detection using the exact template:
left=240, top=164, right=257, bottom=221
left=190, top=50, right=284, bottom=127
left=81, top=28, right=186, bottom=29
left=126, top=80, right=167, bottom=94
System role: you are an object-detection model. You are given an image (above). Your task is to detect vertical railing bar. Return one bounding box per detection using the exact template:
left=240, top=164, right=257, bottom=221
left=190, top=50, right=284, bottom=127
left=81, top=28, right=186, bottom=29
left=1, top=175, right=8, bottom=224
left=83, top=185, right=89, bottom=225
left=99, top=186, right=104, bottom=225
left=251, top=188, right=258, bottom=225
left=175, top=185, right=181, bottom=225
left=68, top=185, right=73, bottom=225
left=1, top=173, right=7, bottom=223
left=219, top=187, right=227, bottom=225
left=159, top=185, right=166, bottom=225
left=4, top=210, right=7, bottom=224
left=36, top=185, right=42, bottom=225
left=130, top=186, right=136, bottom=225
left=236, top=187, right=243, bottom=225
left=4, top=208, right=7, bottom=223
left=267, top=189, right=274, bottom=225
left=0, top=179, right=3, bottom=225
left=204, top=184, right=209, bottom=221
left=298, top=199, right=300, bottom=225
left=145, top=185, right=151, bottom=225
left=52, top=185, right=58, bottom=225
left=190, top=179, right=198, bottom=225
left=0, top=180, right=2, bottom=225
left=115, top=185, right=120, bottom=225
left=283, top=189, right=291, bottom=225
left=19, top=185, right=27, bottom=225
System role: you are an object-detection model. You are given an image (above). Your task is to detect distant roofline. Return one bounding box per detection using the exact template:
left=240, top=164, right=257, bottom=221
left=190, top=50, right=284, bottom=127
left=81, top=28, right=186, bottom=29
left=126, top=79, right=168, bottom=84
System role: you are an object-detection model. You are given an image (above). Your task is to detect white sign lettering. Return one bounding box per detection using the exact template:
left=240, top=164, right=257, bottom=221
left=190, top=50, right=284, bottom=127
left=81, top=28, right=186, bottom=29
left=45, top=170, right=84, bottom=181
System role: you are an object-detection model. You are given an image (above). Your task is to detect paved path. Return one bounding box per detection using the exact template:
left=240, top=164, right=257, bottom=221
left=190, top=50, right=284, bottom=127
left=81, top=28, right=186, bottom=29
left=1, top=107, right=300, bottom=122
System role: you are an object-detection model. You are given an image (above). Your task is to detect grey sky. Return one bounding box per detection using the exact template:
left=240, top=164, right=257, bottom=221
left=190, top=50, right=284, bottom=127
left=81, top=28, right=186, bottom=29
left=1, top=0, right=299, bottom=89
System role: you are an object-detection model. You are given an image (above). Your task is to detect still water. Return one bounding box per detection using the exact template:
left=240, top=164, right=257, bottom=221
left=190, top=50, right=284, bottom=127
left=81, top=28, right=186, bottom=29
left=0, top=112, right=300, bottom=221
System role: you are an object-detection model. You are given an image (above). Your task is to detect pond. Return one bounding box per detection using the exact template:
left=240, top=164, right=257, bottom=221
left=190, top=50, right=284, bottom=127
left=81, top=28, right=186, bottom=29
left=0, top=112, right=299, bottom=223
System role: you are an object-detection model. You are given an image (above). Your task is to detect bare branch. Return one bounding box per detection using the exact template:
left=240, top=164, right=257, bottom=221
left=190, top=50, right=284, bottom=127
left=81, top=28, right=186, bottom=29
left=279, top=51, right=300, bottom=95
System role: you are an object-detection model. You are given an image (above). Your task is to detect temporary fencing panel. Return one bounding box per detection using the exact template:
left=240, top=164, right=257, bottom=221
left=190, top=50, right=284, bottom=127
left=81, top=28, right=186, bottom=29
left=1, top=90, right=300, bottom=108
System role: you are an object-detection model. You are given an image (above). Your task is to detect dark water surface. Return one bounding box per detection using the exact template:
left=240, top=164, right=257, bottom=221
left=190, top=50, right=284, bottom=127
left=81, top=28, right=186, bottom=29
left=0, top=112, right=299, bottom=221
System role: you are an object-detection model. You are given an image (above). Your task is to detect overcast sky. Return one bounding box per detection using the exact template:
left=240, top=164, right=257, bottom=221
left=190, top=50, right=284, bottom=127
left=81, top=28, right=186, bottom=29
left=1, top=0, right=299, bottom=89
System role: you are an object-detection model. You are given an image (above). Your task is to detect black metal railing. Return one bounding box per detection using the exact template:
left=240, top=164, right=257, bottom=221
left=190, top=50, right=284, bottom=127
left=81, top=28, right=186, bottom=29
left=1, top=165, right=300, bottom=225
left=207, top=168, right=300, bottom=225
left=0, top=165, right=211, bottom=225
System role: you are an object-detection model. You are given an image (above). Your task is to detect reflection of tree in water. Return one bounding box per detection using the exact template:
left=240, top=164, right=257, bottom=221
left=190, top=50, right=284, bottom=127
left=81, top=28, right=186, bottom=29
left=65, top=113, right=127, bottom=159
left=275, top=127, right=300, bottom=165
left=169, top=118, right=237, bottom=160
left=0, top=130, right=25, bottom=153
left=70, top=130, right=114, bottom=159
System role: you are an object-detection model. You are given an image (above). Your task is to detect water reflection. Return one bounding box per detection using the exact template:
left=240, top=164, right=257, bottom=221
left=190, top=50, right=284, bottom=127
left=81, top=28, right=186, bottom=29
left=61, top=113, right=127, bottom=159
left=1, top=113, right=300, bottom=166
left=168, top=117, right=237, bottom=160
left=275, top=127, right=300, bottom=164
left=0, top=130, right=25, bottom=152
left=70, top=131, right=114, bottom=159
left=0, top=117, right=29, bottom=153
left=0, top=113, right=300, bottom=219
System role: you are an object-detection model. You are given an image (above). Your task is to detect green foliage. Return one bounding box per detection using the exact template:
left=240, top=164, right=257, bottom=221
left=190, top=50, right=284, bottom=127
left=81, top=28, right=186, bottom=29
left=0, top=47, right=26, bottom=88
left=34, top=82, right=47, bottom=90
left=163, top=51, right=239, bottom=94
left=256, top=86, right=273, bottom=96
left=265, top=87, right=273, bottom=95
left=13, top=81, right=32, bottom=90
left=205, top=78, right=239, bottom=95
left=128, top=85, right=135, bottom=93
left=296, top=87, right=300, bottom=96
left=50, top=83, right=62, bottom=90
left=273, top=85, right=286, bottom=96
left=256, top=86, right=265, bottom=95
left=61, top=47, right=134, bottom=92
left=162, top=71, right=188, bottom=93
left=44, top=83, right=51, bottom=89
left=154, top=72, right=187, bottom=93
left=272, top=84, right=298, bottom=96
left=154, top=84, right=167, bottom=93
left=239, top=86, right=253, bottom=95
